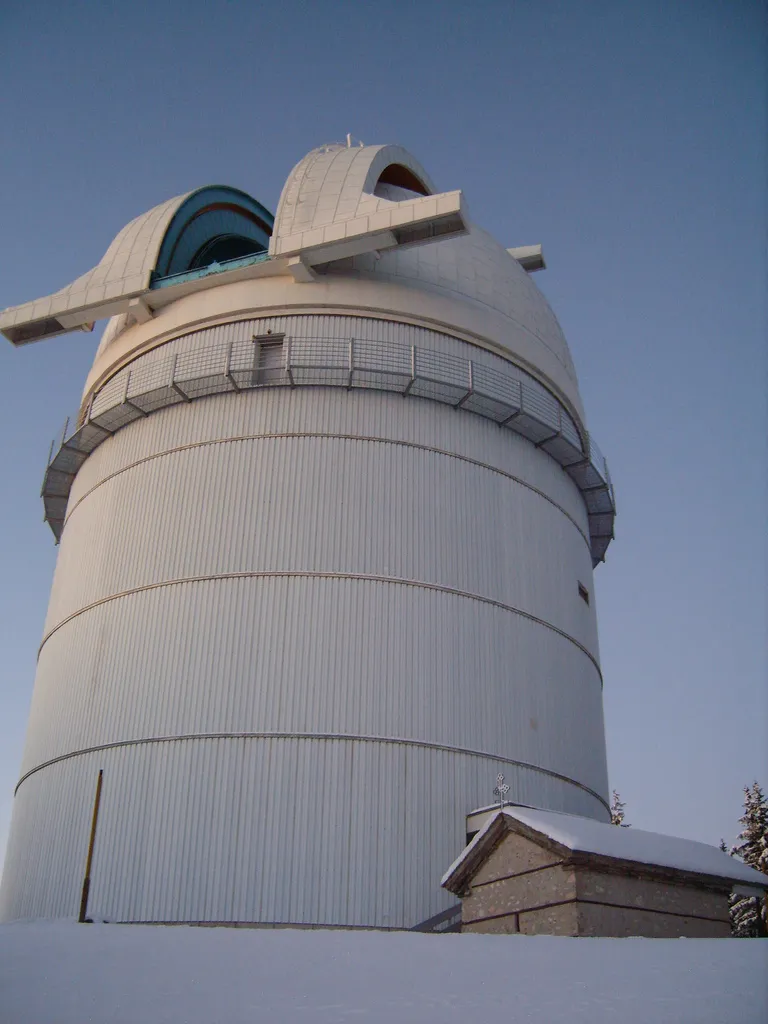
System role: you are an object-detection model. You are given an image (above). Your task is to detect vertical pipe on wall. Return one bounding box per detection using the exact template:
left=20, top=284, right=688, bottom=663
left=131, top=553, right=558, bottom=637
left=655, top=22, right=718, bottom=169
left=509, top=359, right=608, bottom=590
left=78, top=769, right=104, bottom=924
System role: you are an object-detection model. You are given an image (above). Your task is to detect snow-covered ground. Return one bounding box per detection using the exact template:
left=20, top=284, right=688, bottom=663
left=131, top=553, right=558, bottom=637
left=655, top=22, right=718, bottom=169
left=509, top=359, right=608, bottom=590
left=1, top=922, right=766, bottom=1023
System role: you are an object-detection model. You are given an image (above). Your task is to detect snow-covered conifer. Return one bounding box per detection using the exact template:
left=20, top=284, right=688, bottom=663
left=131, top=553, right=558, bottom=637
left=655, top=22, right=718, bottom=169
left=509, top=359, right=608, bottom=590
left=726, top=782, right=768, bottom=938
left=610, top=790, right=629, bottom=827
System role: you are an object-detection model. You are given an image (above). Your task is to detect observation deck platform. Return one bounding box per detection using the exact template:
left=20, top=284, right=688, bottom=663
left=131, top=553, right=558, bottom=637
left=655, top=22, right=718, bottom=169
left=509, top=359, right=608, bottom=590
left=41, top=333, right=615, bottom=564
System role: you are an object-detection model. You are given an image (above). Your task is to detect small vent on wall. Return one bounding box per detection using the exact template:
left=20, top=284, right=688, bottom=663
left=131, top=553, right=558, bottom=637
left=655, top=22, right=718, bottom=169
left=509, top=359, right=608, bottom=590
left=393, top=213, right=465, bottom=249
left=578, top=582, right=590, bottom=605
left=6, top=316, right=69, bottom=345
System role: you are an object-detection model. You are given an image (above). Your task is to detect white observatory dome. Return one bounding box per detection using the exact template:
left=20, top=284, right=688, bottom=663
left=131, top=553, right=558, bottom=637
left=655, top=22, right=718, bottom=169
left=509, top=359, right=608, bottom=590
left=0, top=142, right=615, bottom=930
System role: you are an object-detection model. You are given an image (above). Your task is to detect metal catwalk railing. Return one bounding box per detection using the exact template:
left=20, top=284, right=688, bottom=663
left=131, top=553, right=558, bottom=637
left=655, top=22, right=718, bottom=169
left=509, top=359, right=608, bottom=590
left=41, top=334, right=615, bottom=563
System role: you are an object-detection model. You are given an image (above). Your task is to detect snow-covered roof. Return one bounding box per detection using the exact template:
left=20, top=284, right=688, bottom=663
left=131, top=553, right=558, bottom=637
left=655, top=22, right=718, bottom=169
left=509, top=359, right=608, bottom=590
left=442, top=806, right=768, bottom=894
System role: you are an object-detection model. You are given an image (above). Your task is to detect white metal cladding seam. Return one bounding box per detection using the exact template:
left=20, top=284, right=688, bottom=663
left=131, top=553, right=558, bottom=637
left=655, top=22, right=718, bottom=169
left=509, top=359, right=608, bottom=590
left=39, top=571, right=601, bottom=677
left=69, top=387, right=589, bottom=536
left=48, top=394, right=594, bottom=646
left=61, top=432, right=592, bottom=552
left=45, top=436, right=598, bottom=654
left=1, top=739, right=607, bottom=926
left=21, top=577, right=608, bottom=796
left=16, top=735, right=608, bottom=809
left=25, top=581, right=607, bottom=784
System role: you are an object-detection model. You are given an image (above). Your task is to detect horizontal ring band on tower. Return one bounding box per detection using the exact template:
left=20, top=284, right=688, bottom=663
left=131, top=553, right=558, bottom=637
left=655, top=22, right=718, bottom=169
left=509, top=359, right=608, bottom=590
left=38, top=569, right=604, bottom=678
left=14, top=731, right=611, bottom=812
left=62, top=431, right=593, bottom=550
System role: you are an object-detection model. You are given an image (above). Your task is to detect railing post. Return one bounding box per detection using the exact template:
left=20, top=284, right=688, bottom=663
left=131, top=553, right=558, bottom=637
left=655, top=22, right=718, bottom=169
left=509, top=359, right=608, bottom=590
left=41, top=440, right=55, bottom=497
left=169, top=354, right=191, bottom=402
left=122, top=370, right=147, bottom=417
left=603, top=458, right=614, bottom=505
left=403, top=344, right=416, bottom=396
left=225, top=341, right=241, bottom=392
left=285, top=337, right=294, bottom=387
left=347, top=338, right=354, bottom=389
left=456, top=360, right=473, bottom=408
left=499, top=379, right=523, bottom=427
left=251, top=333, right=260, bottom=388
left=534, top=401, right=562, bottom=448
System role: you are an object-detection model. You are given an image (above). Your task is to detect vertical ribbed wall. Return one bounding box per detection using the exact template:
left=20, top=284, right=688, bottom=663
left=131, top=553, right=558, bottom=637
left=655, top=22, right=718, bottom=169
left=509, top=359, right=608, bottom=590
left=0, top=322, right=609, bottom=928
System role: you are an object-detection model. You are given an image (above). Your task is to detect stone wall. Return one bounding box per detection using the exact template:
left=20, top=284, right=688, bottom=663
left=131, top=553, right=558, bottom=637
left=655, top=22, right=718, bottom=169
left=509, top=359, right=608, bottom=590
left=574, top=868, right=731, bottom=936
left=459, top=831, right=732, bottom=937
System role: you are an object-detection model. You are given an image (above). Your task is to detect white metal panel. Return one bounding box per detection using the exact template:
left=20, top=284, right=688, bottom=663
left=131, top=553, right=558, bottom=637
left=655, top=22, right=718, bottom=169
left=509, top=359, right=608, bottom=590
left=45, top=426, right=597, bottom=652
left=2, top=322, right=609, bottom=928
left=70, top=376, right=589, bottom=538
left=1, top=737, right=604, bottom=926
left=24, top=576, right=606, bottom=779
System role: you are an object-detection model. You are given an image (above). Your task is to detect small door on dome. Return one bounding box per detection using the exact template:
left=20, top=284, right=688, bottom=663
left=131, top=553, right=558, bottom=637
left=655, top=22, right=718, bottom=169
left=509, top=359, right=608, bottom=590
left=253, top=334, right=285, bottom=385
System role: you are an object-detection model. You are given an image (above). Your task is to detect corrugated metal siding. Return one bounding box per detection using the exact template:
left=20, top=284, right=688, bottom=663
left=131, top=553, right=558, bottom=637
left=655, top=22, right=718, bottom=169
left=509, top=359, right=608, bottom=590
left=24, top=575, right=606, bottom=779
left=71, top=385, right=589, bottom=540
left=1, top=739, right=603, bottom=926
left=1, top=320, right=609, bottom=928
left=44, top=429, right=596, bottom=651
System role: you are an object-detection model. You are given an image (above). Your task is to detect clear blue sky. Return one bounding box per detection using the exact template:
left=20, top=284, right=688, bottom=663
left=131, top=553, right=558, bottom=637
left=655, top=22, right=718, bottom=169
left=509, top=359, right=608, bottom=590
left=1, top=0, right=765, bottom=870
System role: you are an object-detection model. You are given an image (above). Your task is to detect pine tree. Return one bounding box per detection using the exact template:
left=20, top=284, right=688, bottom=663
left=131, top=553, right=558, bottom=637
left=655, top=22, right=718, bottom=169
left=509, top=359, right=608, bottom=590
left=724, top=782, right=768, bottom=938
left=610, top=790, right=630, bottom=827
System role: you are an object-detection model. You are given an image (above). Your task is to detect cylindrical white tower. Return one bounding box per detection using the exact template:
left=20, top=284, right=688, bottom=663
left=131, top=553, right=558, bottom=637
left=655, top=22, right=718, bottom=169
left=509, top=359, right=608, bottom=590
left=0, top=144, right=615, bottom=928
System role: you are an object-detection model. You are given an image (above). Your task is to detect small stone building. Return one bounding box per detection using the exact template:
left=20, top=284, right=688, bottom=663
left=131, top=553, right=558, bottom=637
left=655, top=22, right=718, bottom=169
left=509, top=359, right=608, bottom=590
left=441, top=806, right=768, bottom=938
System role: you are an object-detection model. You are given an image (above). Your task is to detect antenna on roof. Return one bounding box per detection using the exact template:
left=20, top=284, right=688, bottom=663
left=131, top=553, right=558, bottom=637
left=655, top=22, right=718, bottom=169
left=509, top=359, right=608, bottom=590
left=493, top=773, right=510, bottom=810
